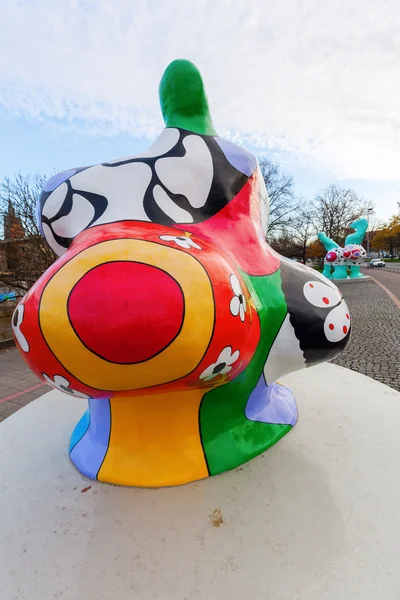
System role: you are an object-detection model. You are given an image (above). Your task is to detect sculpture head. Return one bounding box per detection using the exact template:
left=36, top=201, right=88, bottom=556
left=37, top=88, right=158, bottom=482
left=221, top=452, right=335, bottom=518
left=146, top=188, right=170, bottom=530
left=12, top=60, right=351, bottom=486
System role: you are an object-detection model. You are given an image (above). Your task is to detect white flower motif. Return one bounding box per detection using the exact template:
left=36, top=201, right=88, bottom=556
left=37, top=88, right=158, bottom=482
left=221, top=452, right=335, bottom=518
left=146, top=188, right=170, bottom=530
left=43, top=374, right=90, bottom=399
left=12, top=304, right=29, bottom=353
left=229, top=274, right=247, bottom=322
left=159, top=234, right=201, bottom=250
left=199, top=346, right=240, bottom=381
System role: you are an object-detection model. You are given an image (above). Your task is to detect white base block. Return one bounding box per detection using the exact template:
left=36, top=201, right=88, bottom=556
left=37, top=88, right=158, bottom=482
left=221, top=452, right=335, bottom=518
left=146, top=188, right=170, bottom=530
left=1, top=364, right=400, bottom=600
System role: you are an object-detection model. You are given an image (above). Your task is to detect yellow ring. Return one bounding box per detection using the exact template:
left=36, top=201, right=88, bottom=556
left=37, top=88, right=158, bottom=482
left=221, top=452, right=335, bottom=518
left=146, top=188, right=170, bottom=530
left=39, top=239, right=214, bottom=391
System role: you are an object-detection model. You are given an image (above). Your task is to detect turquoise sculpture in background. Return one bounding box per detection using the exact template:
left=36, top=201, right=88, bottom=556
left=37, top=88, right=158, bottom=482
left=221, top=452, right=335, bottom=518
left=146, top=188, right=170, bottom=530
left=318, top=218, right=368, bottom=280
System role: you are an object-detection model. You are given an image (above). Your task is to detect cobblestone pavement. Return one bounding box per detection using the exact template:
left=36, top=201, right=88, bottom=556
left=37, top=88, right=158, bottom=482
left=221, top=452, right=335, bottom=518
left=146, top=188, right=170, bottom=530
left=332, top=279, right=400, bottom=392
left=0, top=348, right=49, bottom=422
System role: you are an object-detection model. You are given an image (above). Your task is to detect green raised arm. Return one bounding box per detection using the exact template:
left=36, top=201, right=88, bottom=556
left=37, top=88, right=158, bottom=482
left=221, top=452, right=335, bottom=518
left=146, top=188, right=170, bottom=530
left=317, top=232, right=339, bottom=251
left=345, top=218, right=368, bottom=246
left=159, top=59, right=217, bottom=135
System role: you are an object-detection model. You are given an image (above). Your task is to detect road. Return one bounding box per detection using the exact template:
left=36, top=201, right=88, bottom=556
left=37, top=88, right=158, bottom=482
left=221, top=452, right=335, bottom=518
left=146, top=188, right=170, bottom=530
left=361, top=268, right=400, bottom=303
left=361, top=262, right=400, bottom=270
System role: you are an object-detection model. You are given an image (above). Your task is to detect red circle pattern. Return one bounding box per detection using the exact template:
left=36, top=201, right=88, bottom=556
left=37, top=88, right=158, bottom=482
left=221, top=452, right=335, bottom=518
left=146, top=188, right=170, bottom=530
left=68, top=262, right=184, bottom=364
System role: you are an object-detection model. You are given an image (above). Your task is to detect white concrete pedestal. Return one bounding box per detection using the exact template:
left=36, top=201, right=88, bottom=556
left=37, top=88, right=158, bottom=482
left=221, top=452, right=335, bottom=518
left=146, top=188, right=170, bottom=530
left=1, top=364, right=400, bottom=600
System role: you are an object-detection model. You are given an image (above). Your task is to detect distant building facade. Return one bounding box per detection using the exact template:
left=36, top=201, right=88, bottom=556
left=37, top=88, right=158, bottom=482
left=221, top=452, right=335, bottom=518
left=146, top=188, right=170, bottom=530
left=0, top=201, right=25, bottom=274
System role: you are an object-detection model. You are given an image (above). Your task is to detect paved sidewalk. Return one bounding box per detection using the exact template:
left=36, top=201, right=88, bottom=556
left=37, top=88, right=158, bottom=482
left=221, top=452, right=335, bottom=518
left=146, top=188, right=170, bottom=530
left=332, top=279, right=400, bottom=392
left=0, top=348, right=49, bottom=422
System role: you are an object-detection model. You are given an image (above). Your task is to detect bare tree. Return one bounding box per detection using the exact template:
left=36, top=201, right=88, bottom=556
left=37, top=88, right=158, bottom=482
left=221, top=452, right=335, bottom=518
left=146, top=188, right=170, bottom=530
left=258, top=157, right=297, bottom=238
left=312, top=184, right=372, bottom=245
left=269, top=233, right=297, bottom=258
left=290, top=204, right=315, bottom=264
left=0, top=172, right=56, bottom=292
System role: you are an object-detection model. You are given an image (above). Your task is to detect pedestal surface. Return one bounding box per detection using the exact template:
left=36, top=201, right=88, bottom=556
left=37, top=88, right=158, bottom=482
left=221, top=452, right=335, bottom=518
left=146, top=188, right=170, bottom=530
left=1, top=363, right=399, bottom=600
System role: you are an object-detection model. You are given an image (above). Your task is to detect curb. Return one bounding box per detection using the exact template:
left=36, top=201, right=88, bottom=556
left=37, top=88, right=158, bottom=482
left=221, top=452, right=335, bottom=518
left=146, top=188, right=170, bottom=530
left=366, top=267, right=400, bottom=275
left=0, top=338, right=16, bottom=351
left=384, top=268, right=400, bottom=275
left=368, top=277, right=400, bottom=309
left=335, top=276, right=371, bottom=283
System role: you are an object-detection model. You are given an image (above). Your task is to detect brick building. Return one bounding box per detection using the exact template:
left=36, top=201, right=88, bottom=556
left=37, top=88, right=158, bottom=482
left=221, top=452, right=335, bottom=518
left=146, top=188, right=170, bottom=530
left=0, top=201, right=25, bottom=276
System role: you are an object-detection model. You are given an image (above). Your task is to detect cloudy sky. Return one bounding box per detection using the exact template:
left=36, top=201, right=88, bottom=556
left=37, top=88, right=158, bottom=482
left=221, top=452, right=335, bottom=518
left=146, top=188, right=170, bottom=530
left=1, top=0, right=399, bottom=222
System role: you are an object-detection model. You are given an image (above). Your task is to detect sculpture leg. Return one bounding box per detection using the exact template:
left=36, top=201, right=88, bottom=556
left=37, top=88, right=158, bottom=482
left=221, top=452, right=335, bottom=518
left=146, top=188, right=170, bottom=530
left=245, top=379, right=298, bottom=427
left=70, top=390, right=209, bottom=487
left=331, top=265, right=348, bottom=279
left=349, top=265, right=364, bottom=278
left=199, top=374, right=297, bottom=477
left=69, top=378, right=298, bottom=487
left=321, top=264, right=333, bottom=278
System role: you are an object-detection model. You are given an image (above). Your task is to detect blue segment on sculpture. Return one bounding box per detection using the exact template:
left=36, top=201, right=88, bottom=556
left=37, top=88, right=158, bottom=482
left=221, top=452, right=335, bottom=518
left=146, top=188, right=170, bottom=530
left=245, top=375, right=298, bottom=426
left=69, top=408, right=90, bottom=452
left=43, top=169, right=78, bottom=192
left=214, top=137, right=257, bottom=177
left=69, top=399, right=111, bottom=480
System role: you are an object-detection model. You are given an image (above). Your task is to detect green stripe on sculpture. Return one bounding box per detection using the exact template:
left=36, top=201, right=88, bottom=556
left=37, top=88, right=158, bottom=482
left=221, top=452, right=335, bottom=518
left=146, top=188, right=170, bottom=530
left=159, top=59, right=217, bottom=135
left=200, top=270, right=290, bottom=475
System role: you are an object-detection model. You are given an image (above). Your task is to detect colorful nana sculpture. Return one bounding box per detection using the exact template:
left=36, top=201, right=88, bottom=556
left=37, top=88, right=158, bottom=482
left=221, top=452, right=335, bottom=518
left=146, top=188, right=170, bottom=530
left=319, top=219, right=368, bottom=280
left=12, top=60, right=351, bottom=487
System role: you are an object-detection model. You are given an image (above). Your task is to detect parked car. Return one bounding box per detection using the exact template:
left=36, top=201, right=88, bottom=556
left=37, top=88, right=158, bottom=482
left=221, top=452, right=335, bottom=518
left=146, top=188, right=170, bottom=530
left=369, top=258, right=386, bottom=268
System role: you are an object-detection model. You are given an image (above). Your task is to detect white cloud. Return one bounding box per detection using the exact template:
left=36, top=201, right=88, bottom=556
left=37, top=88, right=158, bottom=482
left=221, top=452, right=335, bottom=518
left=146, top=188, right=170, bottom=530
left=1, top=0, right=400, bottom=182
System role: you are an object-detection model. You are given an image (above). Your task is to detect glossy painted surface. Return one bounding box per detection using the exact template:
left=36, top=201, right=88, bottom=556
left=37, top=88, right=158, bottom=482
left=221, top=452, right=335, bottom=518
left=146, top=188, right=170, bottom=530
left=319, top=218, right=368, bottom=279
left=159, top=60, right=217, bottom=136
left=12, top=60, right=351, bottom=487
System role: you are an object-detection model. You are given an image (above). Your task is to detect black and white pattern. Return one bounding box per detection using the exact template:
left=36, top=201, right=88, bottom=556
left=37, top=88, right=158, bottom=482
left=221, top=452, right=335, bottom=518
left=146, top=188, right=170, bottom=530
left=263, top=313, right=306, bottom=384
left=37, top=128, right=253, bottom=256
left=42, top=373, right=90, bottom=399
left=12, top=304, right=29, bottom=353
left=324, top=246, right=346, bottom=266
left=343, top=243, right=367, bottom=265
left=278, top=258, right=351, bottom=365
left=324, top=244, right=367, bottom=267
